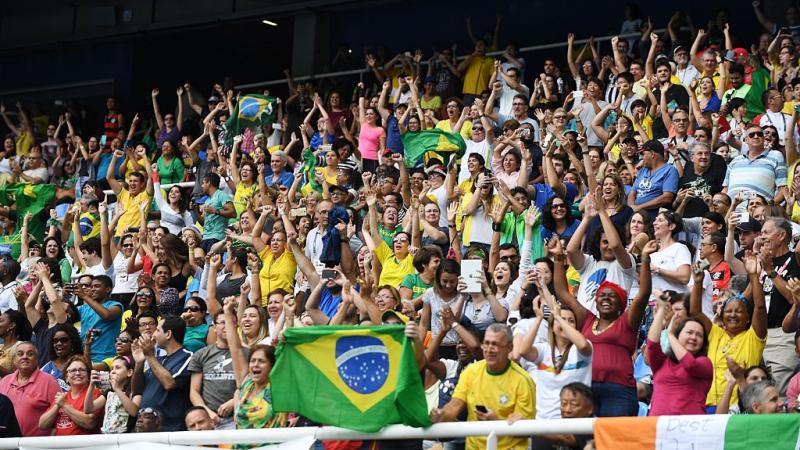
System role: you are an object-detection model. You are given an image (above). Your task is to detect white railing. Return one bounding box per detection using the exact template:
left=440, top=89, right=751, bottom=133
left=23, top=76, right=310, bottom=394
left=236, top=30, right=665, bottom=89
left=0, top=418, right=597, bottom=450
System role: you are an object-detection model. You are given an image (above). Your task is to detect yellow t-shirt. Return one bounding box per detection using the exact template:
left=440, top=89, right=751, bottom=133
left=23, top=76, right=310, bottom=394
left=705, top=325, right=766, bottom=407
left=233, top=182, right=259, bottom=218
left=462, top=56, right=495, bottom=95
left=374, top=241, right=416, bottom=287
left=435, top=119, right=472, bottom=141
left=789, top=160, right=800, bottom=223
left=453, top=359, right=536, bottom=450
left=420, top=96, right=442, bottom=110
left=115, top=189, right=152, bottom=237
left=15, top=130, right=34, bottom=157
left=124, top=158, right=147, bottom=178
left=258, top=246, right=297, bottom=303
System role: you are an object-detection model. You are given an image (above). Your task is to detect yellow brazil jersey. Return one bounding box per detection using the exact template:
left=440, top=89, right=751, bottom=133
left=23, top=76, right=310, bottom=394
left=258, top=245, right=297, bottom=303
left=705, top=325, right=766, bottom=407
left=453, top=359, right=536, bottom=450
left=462, top=56, right=495, bottom=96
left=374, top=241, right=416, bottom=287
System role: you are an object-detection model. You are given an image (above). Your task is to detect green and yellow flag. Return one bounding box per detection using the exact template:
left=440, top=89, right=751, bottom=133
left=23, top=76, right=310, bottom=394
left=401, top=128, right=466, bottom=167
left=270, top=325, right=431, bottom=432
left=0, top=183, right=55, bottom=258
left=300, top=146, right=322, bottom=193
left=224, top=94, right=278, bottom=146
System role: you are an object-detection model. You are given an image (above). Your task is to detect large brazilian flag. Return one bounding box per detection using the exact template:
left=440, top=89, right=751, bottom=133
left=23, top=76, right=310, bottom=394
left=401, top=128, right=466, bottom=167
left=224, top=94, right=277, bottom=146
left=270, top=325, right=431, bottom=432
left=0, top=183, right=55, bottom=258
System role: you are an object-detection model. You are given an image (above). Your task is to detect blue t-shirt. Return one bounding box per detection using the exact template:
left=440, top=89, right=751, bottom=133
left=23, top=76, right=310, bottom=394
left=319, top=288, right=343, bottom=318
left=632, top=164, right=679, bottom=213
left=78, top=299, right=123, bottom=362
left=141, top=347, right=193, bottom=431
left=95, top=153, right=125, bottom=181
left=542, top=219, right=581, bottom=242
left=532, top=182, right=578, bottom=211
left=385, top=115, right=404, bottom=153
left=265, top=170, right=295, bottom=188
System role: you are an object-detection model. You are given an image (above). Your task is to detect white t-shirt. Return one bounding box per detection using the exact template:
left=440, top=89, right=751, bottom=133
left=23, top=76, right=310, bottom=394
left=112, top=252, right=141, bottom=295
left=430, top=184, right=449, bottom=228
left=575, top=253, right=637, bottom=315
left=520, top=342, right=593, bottom=420
left=759, top=111, right=792, bottom=145
left=0, top=281, right=20, bottom=313
left=459, top=140, right=492, bottom=183
left=498, top=84, right=530, bottom=117
left=650, top=242, right=692, bottom=300
left=511, top=317, right=549, bottom=346
left=85, top=262, right=115, bottom=279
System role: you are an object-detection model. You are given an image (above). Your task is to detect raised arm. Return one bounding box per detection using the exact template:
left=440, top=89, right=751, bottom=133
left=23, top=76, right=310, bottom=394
left=151, top=89, right=164, bottom=129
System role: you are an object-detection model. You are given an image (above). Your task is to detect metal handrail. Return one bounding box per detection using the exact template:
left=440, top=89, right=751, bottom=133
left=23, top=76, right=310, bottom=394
left=235, top=29, right=665, bottom=90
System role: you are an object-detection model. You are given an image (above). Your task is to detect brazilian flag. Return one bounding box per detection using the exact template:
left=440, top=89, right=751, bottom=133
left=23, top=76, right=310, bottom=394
left=0, top=183, right=55, bottom=258
left=401, top=128, right=466, bottom=167
left=271, top=325, right=431, bottom=432
left=300, top=146, right=322, bottom=194
left=224, top=94, right=277, bottom=146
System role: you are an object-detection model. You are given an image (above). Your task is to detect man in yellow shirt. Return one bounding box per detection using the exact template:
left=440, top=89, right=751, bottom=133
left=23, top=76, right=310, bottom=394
left=106, top=149, right=154, bottom=238
left=458, top=39, right=494, bottom=103
left=258, top=230, right=297, bottom=304
left=431, top=324, right=536, bottom=450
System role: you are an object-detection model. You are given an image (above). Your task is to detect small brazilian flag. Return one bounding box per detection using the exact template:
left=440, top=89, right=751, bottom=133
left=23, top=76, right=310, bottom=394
left=270, top=325, right=431, bottom=432
left=224, top=94, right=277, bottom=146
left=401, top=128, right=466, bottom=167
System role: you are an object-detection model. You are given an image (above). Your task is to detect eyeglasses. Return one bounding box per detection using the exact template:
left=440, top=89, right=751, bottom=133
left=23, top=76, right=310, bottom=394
left=554, top=115, right=567, bottom=120
left=116, top=337, right=132, bottom=343
left=67, top=368, right=88, bottom=374
left=183, top=306, right=202, bottom=313
left=748, top=131, right=764, bottom=138
left=53, top=337, right=70, bottom=344
left=79, top=283, right=91, bottom=288
left=139, top=321, right=157, bottom=328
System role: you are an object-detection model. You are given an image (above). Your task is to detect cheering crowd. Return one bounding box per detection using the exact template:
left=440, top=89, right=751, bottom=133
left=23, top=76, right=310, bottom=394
left=2, top=3, right=800, bottom=449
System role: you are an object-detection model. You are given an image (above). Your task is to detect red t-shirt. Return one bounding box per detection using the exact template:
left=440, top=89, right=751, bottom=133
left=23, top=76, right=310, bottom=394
left=582, top=310, right=637, bottom=387
left=54, top=386, right=103, bottom=435
left=709, top=260, right=732, bottom=304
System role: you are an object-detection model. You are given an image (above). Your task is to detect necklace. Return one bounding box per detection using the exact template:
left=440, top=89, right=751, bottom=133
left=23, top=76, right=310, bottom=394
left=592, top=317, right=618, bottom=335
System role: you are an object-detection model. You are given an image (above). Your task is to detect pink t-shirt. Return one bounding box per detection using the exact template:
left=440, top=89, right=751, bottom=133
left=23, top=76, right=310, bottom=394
left=358, top=123, right=385, bottom=161
left=787, top=372, right=800, bottom=410
left=646, top=338, right=713, bottom=416
left=0, top=369, right=61, bottom=436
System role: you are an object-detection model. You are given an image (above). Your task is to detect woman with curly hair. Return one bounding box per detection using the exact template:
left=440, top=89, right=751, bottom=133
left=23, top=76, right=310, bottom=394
left=41, top=323, right=84, bottom=390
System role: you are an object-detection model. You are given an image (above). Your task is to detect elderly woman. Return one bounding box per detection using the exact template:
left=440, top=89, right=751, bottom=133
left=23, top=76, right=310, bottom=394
left=0, top=342, right=62, bottom=436
left=39, top=355, right=105, bottom=435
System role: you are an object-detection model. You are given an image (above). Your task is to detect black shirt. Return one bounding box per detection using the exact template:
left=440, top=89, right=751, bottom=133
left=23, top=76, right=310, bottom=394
left=0, top=393, right=21, bottom=438
left=678, top=154, right=727, bottom=218
left=651, top=85, right=690, bottom=139
left=761, top=252, right=800, bottom=329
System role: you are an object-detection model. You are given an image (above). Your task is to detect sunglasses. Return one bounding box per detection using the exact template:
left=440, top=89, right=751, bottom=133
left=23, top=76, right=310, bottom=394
left=183, top=306, right=202, bottom=313
left=116, top=337, right=132, bottom=343
left=472, top=127, right=484, bottom=131
left=551, top=203, right=567, bottom=209
left=122, top=244, right=134, bottom=248
left=748, top=131, right=764, bottom=138
left=136, top=292, right=153, bottom=297
left=393, top=237, right=409, bottom=244
left=53, top=337, right=70, bottom=344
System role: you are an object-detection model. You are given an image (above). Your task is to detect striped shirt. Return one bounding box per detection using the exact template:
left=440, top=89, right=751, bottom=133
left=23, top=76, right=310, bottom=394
left=723, top=150, right=787, bottom=200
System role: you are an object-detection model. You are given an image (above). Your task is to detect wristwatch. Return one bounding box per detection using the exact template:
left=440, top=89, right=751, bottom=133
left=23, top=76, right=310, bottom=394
left=451, top=322, right=460, bottom=329
left=768, top=270, right=778, bottom=279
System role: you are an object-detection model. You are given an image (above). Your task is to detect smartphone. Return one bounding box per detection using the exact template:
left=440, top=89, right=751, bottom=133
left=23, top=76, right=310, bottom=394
left=739, top=211, right=750, bottom=223
left=272, top=123, right=283, bottom=131
left=321, top=269, right=337, bottom=280
left=461, top=259, right=483, bottom=293
left=573, top=91, right=584, bottom=102
left=475, top=405, right=487, bottom=413
left=96, top=371, right=112, bottom=391
left=320, top=144, right=332, bottom=153
left=291, top=207, right=308, bottom=218
left=100, top=135, right=107, bottom=147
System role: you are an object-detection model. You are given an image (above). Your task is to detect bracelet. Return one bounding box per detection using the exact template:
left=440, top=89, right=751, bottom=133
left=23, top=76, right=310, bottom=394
left=448, top=224, right=456, bottom=228
left=492, top=222, right=502, bottom=232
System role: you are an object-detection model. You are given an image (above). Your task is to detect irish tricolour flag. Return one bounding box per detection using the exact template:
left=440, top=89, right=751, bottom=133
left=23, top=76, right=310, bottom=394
left=594, top=415, right=800, bottom=450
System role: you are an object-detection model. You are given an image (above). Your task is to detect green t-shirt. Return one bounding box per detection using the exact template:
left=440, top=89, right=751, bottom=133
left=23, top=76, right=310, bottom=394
left=400, top=273, right=432, bottom=301
left=156, top=156, right=185, bottom=185
left=378, top=223, right=402, bottom=247
left=203, top=189, right=233, bottom=241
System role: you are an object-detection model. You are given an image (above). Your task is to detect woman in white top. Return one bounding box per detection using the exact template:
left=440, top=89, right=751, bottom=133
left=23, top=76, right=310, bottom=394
left=151, top=168, right=193, bottom=235
left=112, top=233, right=142, bottom=306
left=518, top=280, right=592, bottom=420
left=650, top=211, right=692, bottom=299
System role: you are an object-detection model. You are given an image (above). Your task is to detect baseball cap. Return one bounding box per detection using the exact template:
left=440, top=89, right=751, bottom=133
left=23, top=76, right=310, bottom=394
left=672, top=45, right=688, bottom=55
left=426, top=165, right=447, bottom=178
left=736, top=218, right=762, bottom=232
left=732, top=48, right=749, bottom=59
left=381, top=310, right=409, bottom=324
left=208, top=95, right=221, bottom=103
